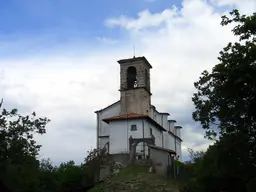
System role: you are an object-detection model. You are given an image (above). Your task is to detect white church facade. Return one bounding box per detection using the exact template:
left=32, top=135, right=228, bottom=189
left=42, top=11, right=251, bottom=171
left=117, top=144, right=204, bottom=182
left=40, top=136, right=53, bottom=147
left=95, top=56, right=182, bottom=161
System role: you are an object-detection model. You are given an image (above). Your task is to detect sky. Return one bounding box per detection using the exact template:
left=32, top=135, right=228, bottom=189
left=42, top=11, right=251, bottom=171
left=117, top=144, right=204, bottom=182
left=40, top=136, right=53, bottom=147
left=0, top=0, right=255, bottom=164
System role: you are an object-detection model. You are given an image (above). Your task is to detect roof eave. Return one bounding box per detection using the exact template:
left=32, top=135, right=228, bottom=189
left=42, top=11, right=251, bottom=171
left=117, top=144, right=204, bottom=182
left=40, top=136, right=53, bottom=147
left=102, top=116, right=147, bottom=124
left=160, top=112, right=170, bottom=116
left=146, top=116, right=167, bottom=132
left=168, top=131, right=183, bottom=141
left=148, top=145, right=176, bottom=154
left=102, top=116, right=167, bottom=132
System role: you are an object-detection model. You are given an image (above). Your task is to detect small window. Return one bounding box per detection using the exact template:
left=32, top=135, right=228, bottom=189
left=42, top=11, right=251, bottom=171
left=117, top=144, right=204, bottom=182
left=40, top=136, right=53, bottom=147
left=150, top=128, right=152, bottom=135
left=131, top=124, right=137, bottom=131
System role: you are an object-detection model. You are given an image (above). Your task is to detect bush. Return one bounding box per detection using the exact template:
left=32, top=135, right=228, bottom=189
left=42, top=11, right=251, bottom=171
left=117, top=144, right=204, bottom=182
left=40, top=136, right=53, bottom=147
left=247, top=177, right=256, bottom=192
left=179, top=178, right=204, bottom=192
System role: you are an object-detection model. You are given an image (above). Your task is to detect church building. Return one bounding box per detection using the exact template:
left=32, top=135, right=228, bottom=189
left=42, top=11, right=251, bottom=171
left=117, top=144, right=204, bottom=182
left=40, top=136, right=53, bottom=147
left=95, top=56, right=182, bottom=161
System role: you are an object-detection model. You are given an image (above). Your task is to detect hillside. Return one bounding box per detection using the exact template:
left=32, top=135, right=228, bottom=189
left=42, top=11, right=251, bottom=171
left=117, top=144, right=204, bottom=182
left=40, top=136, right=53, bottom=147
left=89, top=166, right=180, bottom=192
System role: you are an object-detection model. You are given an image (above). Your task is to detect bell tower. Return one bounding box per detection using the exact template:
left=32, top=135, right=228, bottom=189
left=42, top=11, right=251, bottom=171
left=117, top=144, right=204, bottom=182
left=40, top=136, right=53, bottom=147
left=118, top=56, right=152, bottom=115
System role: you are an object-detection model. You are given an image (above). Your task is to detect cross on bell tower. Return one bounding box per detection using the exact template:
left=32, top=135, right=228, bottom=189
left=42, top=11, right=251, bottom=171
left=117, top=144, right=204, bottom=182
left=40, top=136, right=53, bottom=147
left=118, top=56, right=152, bottom=115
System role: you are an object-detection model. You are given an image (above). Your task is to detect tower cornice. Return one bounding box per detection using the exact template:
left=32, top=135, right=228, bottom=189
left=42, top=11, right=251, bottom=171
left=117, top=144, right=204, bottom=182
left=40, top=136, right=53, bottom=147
left=118, top=56, right=152, bottom=69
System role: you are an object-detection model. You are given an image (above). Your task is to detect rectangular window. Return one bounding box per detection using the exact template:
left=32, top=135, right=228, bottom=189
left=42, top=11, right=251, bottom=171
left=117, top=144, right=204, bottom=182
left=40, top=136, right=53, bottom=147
left=150, top=128, right=152, bottom=135
left=131, top=124, right=137, bottom=131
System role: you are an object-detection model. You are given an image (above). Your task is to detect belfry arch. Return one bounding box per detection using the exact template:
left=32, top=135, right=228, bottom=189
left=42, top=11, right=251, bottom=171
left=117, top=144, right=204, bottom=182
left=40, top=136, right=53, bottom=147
left=126, top=66, right=137, bottom=88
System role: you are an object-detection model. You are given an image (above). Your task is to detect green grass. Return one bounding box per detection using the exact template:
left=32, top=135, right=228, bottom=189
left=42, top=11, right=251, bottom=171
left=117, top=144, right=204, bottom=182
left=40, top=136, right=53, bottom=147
left=89, top=165, right=180, bottom=192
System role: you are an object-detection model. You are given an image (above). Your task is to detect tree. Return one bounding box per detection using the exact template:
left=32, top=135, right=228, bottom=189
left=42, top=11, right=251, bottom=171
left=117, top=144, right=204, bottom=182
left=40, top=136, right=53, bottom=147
left=0, top=100, right=103, bottom=192
left=0, top=99, right=50, bottom=191
left=192, top=9, right=256, bottom=191
left=192, top=9, right=256, bottom=139
left=38, top=159, right=59, bottom=192
left=187, top=148, right=205, bottom=164
left=37, top=159, right=97, bottom=192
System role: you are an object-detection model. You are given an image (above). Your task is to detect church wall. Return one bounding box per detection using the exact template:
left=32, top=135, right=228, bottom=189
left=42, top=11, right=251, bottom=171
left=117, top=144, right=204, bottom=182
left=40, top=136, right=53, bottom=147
left=108, top=119, right=165, bottom=154
left=176, top=128, right=181, bottom=138
left=98, top=102, right=120, bottom=136
left=152, top=127, right=163, bottom=148
left=152, top=111, right=162, bottom=126
left=97, top=102, right=120, bottom=150
left=151, top=108, right=169, bottom=131
left=168, top=134, right=176, bottom=152
left=163, top=132, right=176, bottom=152
left=167, top=121, right=171, bottom=132
left=168, top=121, right=176, bottom=134
left=176, top=139, right=182, bottom=161
left=109, top=119, right=143, bottom=154
left=144, top=121, right=163, bottom=148
left=163, top=132, right=182, bottom=161
left=149, top=106, right=154, bottom=119
left=99, top=137, right=109, bottom=151
left=162, top=114, right=168, bottom=130
left=163, top=132, right=168, bottom=149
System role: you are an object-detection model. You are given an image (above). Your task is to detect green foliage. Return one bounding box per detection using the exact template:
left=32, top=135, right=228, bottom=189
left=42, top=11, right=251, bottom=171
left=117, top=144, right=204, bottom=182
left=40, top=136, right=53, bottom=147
left=192, top=9, right=256, bottom=140
left=37, top=159, right=95, bottom=192
left=56, top=161, right=94, bottom=191
left=181, top=142, right=249, bottom=192
left=38, top=159, right=59, bottom=192
left=0, top=101, right=98, bottom=192
left=179, top=178, right=204, bottom=192
left=187, top=9, right=256, bottom=192
left=247, top=177, right=256, bottom=192
left=0, top=102, right=50, bottom=192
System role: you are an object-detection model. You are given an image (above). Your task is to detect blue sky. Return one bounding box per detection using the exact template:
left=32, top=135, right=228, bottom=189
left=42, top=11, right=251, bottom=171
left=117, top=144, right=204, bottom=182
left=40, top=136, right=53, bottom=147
left=0, top=0, right=178, bottom=59
left=0, top=0, right=180, bottom=40
left=0, top=0, right=255, bottom=164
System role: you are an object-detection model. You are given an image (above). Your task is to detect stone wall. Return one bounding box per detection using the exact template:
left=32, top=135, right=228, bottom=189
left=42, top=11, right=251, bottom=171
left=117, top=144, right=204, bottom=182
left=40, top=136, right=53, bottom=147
left=120, top=88, right=151, bottom=115
left=111, top=153, right=130, bottom=166
left=99, top=153, right=129, bottom=181
left=149, top=146, right=173, bottom=176
left=119, top=57, right=152, bottom=115
left=119, top=60, right=151, bottom=92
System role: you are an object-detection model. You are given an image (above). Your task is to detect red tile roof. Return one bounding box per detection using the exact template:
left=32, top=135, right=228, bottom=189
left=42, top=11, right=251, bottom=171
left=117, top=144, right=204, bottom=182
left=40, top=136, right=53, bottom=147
left=103, top=113, right=147, bottom=122
left=148, top=145, right=176, bottom=154
left=102, top=113, right=167, bottom=132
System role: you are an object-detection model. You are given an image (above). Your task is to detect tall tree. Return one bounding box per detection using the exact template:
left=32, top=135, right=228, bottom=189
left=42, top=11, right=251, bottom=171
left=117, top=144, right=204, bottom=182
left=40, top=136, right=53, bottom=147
left=192, top=9, right=256, bottom=189
left=192, top=9, right=256, bottom=139
left=0, top=100, right=50, bottom=191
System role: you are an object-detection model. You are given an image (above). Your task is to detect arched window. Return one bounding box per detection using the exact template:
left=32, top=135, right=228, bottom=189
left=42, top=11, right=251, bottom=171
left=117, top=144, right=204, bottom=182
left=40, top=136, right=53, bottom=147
left=127, top=66, right=137, bottom=88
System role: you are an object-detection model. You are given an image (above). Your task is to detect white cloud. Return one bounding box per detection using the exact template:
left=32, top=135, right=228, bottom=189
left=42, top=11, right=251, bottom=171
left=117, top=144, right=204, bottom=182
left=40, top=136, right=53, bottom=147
left=1, top=0, right=254, bottom=164
left=210, top=0, right=256, bottom=14
left=181, top=124, right=214, bottom=159
left=105, top=8, right=179, bottom=30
